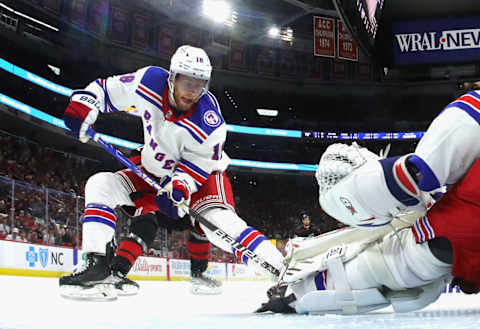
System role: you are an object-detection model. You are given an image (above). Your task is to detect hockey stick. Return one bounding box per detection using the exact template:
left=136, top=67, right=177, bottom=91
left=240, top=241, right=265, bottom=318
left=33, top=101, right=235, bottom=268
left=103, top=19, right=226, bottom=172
left=86, top=128, right=281, bottom=277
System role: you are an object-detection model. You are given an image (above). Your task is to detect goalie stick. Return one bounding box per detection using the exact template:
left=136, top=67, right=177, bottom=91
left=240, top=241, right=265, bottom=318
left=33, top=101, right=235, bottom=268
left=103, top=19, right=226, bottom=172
left=86, top=128, right=281, bottom=277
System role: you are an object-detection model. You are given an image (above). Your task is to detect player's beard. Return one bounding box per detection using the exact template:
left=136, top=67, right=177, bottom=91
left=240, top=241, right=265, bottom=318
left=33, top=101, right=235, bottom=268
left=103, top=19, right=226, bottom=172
left=176, top=96, right=194, bottom=111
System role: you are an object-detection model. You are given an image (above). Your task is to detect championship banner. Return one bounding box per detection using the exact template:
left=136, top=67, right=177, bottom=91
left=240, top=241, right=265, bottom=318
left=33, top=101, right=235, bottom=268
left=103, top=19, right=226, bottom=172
left=313, top=16, right=335, bottom=58
left=110, top=6, right=129, bottom=44
left=70, top=0, right=88, bottom=27
left=393, top=16, right=480, bottom=65
left=256, top=47, right=276, bottom=75
left=182, top=27, right=202, bottom=47
left=43, top=0, right=62, bottom=13
left=157, top=24, right=176, bottom=56
left=88, top=0, right=109, bottom=36
left=132, top=13, right=151, bottom=49
left=228, top=40, right=247, bottom=71
left=337, top=20, right=358, bottom=61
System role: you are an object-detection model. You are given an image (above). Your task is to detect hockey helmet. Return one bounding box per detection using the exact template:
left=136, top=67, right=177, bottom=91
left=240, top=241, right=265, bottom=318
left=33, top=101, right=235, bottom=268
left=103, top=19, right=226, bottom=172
left=168, top=45, right=212, bottom=105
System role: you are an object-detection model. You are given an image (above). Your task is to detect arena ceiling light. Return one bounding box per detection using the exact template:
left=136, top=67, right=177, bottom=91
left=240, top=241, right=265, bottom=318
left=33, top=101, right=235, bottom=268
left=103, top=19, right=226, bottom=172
left=268, top=26, right=280, bottom=38
left=257, top=108, right=278, bottom=117
left=203, top=0, right=232, bottom=24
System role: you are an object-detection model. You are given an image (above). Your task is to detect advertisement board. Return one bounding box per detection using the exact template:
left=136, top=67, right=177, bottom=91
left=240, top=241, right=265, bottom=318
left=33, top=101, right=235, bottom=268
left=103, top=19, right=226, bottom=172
left=393, top=16, right=480, bottom=65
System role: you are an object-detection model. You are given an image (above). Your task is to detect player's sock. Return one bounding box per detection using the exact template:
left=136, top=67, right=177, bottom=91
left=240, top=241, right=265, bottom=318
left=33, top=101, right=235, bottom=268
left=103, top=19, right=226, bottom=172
left=188, top=229, right=222, bottom=295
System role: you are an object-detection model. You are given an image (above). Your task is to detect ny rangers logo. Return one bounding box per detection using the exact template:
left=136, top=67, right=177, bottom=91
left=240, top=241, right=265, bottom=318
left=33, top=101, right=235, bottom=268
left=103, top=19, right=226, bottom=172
left=340, top=197, right=357, bottom=215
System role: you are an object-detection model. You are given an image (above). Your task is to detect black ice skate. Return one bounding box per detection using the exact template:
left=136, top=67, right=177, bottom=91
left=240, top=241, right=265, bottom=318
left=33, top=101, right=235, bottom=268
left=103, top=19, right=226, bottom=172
left=190, top=271, right=223, bottom=295
left=59, top=252, right=111, bottom=287
left=109, top=271, right=140, bottom=296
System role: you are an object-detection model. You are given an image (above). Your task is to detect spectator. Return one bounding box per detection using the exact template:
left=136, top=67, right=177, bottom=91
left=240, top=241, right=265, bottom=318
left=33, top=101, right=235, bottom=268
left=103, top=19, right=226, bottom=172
left=294, top=213, right=322, bottom=238
left=0, top=216, right=10, bottom=236
left=6, top=227, right=23, bottom=241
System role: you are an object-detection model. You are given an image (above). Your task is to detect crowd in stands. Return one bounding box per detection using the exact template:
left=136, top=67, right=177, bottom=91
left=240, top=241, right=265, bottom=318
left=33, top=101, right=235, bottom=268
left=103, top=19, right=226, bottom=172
left=0, top=127, right=357, bottom=262
left=0, top=120, right=422, bottom=263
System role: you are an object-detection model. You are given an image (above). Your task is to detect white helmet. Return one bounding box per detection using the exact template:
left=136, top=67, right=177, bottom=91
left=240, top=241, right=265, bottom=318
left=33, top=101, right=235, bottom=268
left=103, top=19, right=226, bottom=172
left=168, top=45, right=212, bottom=105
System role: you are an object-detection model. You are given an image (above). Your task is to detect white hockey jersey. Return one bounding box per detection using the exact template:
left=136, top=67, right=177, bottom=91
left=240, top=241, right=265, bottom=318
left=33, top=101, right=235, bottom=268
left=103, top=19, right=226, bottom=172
left=70, top=66, right=230, bottom=194
left=412, top=90, right=480, bottom=191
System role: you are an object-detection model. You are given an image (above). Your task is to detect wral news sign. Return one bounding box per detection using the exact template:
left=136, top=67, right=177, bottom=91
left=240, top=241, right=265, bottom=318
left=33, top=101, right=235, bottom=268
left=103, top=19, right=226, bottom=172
left=393, top=17, right=480, bottom=65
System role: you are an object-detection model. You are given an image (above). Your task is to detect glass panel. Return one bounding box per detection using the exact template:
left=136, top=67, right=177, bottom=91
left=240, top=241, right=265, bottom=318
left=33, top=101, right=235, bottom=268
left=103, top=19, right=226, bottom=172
left=48, top=188, right=78, bottom=247
left=0, top=176, right=13, bottom=238
left=13, top=180, right=46, bottom=243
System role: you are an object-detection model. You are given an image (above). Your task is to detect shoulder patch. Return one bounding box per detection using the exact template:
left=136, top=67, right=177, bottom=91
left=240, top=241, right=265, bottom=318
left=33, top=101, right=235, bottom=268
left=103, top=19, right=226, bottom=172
left=203, top=110, right=222, bottom=128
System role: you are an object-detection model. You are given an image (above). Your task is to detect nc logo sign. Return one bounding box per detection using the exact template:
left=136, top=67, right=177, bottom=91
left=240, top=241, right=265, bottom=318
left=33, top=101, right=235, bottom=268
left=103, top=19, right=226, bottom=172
left=39, top=248, right=49, bottom=268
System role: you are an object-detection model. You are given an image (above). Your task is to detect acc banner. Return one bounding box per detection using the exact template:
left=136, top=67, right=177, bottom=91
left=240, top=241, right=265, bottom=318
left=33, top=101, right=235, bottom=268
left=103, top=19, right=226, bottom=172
left=88, top=0, right=109, bottom=35
left=393, top=16, right=480, bottom=65
left=110, top=6, right=129, bottom=44
left=157, top=24, right=176, bottom=56
left=132, top=13, right=151, bottom=49
left=313, top=16, right=335, bottom=58
left=337, top=20, right=358, bottom=61
left=229, top=40, right=247, bottom=71
left=43, top=0, right=62, bottom=13
left=70, top=0, right=88, bottom=27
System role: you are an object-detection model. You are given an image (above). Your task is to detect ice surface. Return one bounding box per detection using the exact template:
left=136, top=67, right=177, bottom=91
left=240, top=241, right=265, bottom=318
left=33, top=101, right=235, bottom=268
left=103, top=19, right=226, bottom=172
left=1, top=276, right=480, bottom=329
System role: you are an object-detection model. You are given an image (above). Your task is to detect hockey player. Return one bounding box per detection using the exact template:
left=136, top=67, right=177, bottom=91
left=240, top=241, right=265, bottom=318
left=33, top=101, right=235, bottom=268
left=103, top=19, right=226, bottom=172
left=257, top=156, right=480, bottom=315
left=257, top=86, right=480, bottom=314
left=60, top=45, right=285, bottom=300
left=318, top=87, right=480, bottom=229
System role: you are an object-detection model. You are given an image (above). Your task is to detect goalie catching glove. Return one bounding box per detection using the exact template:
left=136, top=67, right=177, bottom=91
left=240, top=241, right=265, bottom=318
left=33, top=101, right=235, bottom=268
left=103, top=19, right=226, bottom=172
left=316, top=143, right=432, bottom=228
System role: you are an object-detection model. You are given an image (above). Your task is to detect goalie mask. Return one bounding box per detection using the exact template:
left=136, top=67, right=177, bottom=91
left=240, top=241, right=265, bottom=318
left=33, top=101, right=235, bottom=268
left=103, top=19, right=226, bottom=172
left=168, top=45, right=212, bottom=108
left=316, top=143, right=426, bottom=228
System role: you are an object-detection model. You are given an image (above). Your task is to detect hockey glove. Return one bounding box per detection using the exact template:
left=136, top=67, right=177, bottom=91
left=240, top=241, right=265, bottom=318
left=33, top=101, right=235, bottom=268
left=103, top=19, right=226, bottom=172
left=63, top=101, right=99, bottom=143
left=155, top=176, right=190, bottom=219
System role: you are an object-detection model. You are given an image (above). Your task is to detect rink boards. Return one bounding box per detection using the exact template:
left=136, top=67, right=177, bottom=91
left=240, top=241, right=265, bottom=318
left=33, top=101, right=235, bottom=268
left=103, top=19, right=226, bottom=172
left=0, top=239, right=268, bottom=281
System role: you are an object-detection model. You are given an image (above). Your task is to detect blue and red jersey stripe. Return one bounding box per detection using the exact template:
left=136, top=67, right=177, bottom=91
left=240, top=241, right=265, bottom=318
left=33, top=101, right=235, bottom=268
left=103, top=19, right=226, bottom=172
left=83, top=203, right=117, bottom=229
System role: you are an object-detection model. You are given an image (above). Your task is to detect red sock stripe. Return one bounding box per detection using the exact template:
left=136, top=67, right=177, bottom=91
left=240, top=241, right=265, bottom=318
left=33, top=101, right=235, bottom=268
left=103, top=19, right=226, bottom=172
left=116, top=250, right=136, bottom=264
left=116, top=240, right=143, bottom=265
left=188, top=241, right=210, bottom=260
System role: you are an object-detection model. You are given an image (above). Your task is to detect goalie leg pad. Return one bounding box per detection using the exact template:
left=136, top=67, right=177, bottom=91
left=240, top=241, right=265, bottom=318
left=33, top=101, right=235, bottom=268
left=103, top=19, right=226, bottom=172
left=294, top=288, right=390, bottom=315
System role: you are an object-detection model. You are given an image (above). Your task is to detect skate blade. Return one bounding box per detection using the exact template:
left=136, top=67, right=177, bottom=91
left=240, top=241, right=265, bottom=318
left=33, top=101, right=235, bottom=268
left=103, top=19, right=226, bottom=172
left=60, top=284, right=118, bottom=301
left=116, top=285, right=140, bottom=296
left=189, top=286, right=223, bottom=295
